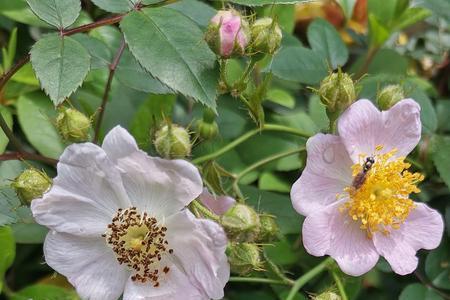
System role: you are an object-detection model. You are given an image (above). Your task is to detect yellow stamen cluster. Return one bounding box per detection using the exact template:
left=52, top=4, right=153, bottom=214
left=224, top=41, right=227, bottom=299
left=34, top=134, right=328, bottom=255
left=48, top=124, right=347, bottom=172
left=103, top=207, right=173, bottom=287
left=340, top=147, right=424, bottom=238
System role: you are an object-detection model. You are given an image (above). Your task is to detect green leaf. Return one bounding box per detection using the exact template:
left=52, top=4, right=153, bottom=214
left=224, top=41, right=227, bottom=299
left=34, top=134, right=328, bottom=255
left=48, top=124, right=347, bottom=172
left=71, top=34, right=112, bottom=69
left=0, top=226, right=15, bottom=293
left=265, top=88, right=295, bottom=108
left=11, top=63, right=39, bottom=86
left=130, top=94, right=175, bottom=149
left=259, top=172, right=291, bottom=193
left=392, top=7, right=432, bottom=31
left=11, top=284, right=79, bottom=300
left=0, top=161, right=26, bottom=226
left=405, top=80, right=438, bottom=134
left=0, top=106, right=12, bottom=154
left=271, top=46, right=327, bottom=85
left=16, top=92, right=65, bottom=159
left=399, top=283, right=443, bottom=300
left=26, top=0, right=80, bottom=29
left=336, top=0, right=357, bottom=19
left=431, top=135, right=450, bottom=191
left=11, top=222, right=48, bottom=244
left=120, top=7, right=219, bottom=110
left=90, top=0, right=134, bottom=13
left=425, top=238, right=450, bottom=290
left=262, top=5, right=295, bottom=33
left=368, top=14, right=390, bottom=47
left=223, top=0, right=311, bottom=6
left=368, top=0, right=397, bottom=24
left=168, top=0, right=216, bottom=29
left=307, top=18, right=349, bottom=69
left=0, top=0, right=50, bottom=27
left=30, top=34, right=91, bottom=106
left=116, top=48, right=171, bottom=94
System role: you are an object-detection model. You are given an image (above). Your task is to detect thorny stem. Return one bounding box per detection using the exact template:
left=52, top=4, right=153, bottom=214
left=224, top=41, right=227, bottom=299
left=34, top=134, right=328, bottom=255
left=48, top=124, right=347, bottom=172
left=229, top=276, right=292, bottom=286
left=286, top=257, right=334, bottom=300
left=0, top=152, right=58, bottom=166
left=192, top=124, right=310, bottom=165
left=93, top=37, right=126, bottom=144
left=331, top=269, right=349, bottom=300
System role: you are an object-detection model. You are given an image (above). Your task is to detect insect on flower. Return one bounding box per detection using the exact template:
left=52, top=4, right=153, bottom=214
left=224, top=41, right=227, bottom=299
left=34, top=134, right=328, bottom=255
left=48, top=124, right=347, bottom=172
left=351, top=156, right=375, bottom=190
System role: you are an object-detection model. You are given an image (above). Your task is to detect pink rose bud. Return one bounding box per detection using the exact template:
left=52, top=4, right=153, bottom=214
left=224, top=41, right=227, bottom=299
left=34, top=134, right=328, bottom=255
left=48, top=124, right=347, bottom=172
left=205, top=9, right=250, bottom=58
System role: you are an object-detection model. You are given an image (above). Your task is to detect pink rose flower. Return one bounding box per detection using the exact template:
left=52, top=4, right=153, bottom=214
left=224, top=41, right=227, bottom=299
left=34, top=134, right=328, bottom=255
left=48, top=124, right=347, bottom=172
left=199, top=188, right=236, bottom=215
left=291, top=99, right=444, bottom=276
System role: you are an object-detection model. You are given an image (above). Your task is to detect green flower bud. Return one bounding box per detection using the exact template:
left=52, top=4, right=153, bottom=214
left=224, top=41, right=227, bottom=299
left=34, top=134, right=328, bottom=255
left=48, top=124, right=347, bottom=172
left=314, top=291, right=341, bottom=300
left=221, top=204, right=260, bottom=242
left=11, top=168, right=52, bottom=204
left=56, top=107, right=91, bottom=143
left=377, top=84, right=405, bottom=110
left=258, top=214, right=279, bottom=242
left=196, top=120, right=219, bottom=140
left=249, top=17, right=282, bottom=55
left=154, top=124, right=191, bottom=159
left=319, top=71, right=356, bottom=115
left=226, top=242, right=262, bottom=275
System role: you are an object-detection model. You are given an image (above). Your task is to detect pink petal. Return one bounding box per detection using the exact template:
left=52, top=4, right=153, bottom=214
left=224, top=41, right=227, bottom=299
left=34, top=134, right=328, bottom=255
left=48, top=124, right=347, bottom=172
left=199, top=188, right=236, bottom=215
left=291, top=134, right=353, bottom=216
left=338, top=99, right=421, bottom=162
left=219, top=16, right=242, bottom=57
left=302, top=201, right=379, bottom=276
left=373, top=203, right=444, bottom=275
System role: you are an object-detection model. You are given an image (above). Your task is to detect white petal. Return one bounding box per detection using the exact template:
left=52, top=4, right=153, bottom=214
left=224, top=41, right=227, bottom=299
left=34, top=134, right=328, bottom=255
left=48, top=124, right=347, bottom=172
left=102, top=126, right=139, bottom=162
left=116, top=151, right=203, bottom=218
left=123, top=266, right=208, bottom=300
left=302, top=201, right=379, bottom=276
left=165, top=210, right=229, bottom=299
left=44, top=232, right=129, bottom=300
left=337, top=99, right=421, bottom=162
left=373, top=203, right=444, bottom=275
left=291, top=134, right=353, bottom=216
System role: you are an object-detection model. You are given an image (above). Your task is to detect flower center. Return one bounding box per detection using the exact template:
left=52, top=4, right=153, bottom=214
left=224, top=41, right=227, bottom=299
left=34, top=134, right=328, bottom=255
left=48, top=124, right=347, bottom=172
left=103, top=207, right=173, bottom=287
left=340, top=147, right=424, bottom=238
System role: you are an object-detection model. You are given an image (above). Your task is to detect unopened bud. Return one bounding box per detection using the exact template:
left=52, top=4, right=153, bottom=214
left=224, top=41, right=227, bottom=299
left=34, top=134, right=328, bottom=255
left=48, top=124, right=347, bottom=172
left=205, top=9, right=250, bottom=58
left=196, top=120, right=219, bottom=140
left=11, top=168, right=52, bottom=204
left=221, top=203, right=260, bottom=242
left=314, top=291, right=341, bottom=300
left=377, top=84, right=405, bottom=110
left=56, top=107, right=91, bottom=142
left=226, top=242, right=262, bottom=275
left=154, top=124, right=191, bottom=159
left=249, top=17, right=282, bottom=55
left=258, top=214, right=279, bottom=242
left=319, top=71, right=356, bottom=114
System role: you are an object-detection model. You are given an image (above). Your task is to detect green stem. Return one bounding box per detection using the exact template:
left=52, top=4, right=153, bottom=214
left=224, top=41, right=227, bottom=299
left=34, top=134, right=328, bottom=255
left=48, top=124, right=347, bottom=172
left=229, top=276, right=292, bottom=286
left=331, top=269, right=349, bottom=300
left=236, top=147, right=305, bottom=182
left=263, top=250, right=295, bottom=285
left=192, top=124, right=310, bottom=164
left=286, top=257, right=334, bottom=300
left=238, top=57, right=258, bottom=85
left=190, top=200, right=220, bottom=222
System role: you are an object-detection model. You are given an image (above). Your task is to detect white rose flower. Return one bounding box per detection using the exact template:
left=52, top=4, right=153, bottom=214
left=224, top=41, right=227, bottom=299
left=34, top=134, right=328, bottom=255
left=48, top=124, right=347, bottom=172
left=31, top=126, right=230, bottom=300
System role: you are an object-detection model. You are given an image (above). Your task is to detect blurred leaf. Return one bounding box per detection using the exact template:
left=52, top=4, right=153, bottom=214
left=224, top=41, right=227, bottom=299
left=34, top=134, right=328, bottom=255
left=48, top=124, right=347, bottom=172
left=336, top=0, right=357, bottom=19
left=271, top=46, right=327, bottom=85
left=11, top=284, right=79, bottom=300
left=426, top=237, right=450, bottom=290
left=0, top=226, right=15, bottom=293
left=419, top=0, right=450, bottom=19
left=368, top=0, right=397, bottom=24
left=0, top=0, right=49, bottom=27
left=121, top=7, right=219, bottom=110
left=405, top=81, right=438, bottom=134
left=399, top=283, right=443, bottom=300
left=71, top=34, right=112, bottom=70
left=259, top=172, right=291, bottom=193
left=168, top=0, right=216, bottom=29
left=430, top=135, right=450, bottom=190
left=307, top=18, right=349, bottom=69
left=265, top=88, right=295, bottom=109
left=0, top=106, right=12, bottom=154
left=11, top=222, right=48, bottom=244
left=224, top=0, right=312, bottom=5
left=130, top=94, right=175, bottom=149
left=243, top=185, right=301, bottom=234
left=30, top=34, right=91, bottom=105
left=309, top=95, right=328, bottom=131
left=11, top=63, right=39, bottom=86
left=368, top=14, right=391, bottom=47
left=16, top=92, right=65, bottom=159
left=262, top=5, right=295, bottom=33
left=392, top=7, right=431, bottom=31
left=116, top=48, right=171, bottom=94
left=264, top=240, right=299, bottom=265
left=26, top=0, right=80, bottom=29
left=90, top=0, right=134, bottom=13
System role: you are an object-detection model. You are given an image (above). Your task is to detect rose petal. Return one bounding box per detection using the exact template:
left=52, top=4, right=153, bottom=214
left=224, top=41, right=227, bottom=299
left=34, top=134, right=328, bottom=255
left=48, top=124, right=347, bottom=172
left=302, top=201, right=379, bottom=276
left=165, top=210, right=229, bottom=299
left=102, top=126, right=140, bottom=163
left=291, top=134, right=353, bottom=216
left=373, top=203, right=444, bottom=275
left=338, top=99, right=421, bottom=162
left=198, top=188, right=236, bottom=215
left=44, top=232, right=129, bottom=300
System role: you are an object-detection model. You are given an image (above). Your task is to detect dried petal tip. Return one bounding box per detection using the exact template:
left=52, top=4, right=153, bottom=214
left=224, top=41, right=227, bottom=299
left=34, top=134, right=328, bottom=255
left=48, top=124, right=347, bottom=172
left=377, top=84, right=405, bottom=110
left=258, top=214, right=279, bottom=242
left=226, top=242, right=262, bottom=275
left=319, top=71, right=356, bottom=116
left=221, top=203, right=260, bottom=242
left=154, top=124, right=191, bottom=159
left=249, top=17, right=282, bottom=55
left=11, top=168, right=52, bottom=204
left=205, top=9, right=250, bottom=58
left=56, top=107, right=91, bottom=143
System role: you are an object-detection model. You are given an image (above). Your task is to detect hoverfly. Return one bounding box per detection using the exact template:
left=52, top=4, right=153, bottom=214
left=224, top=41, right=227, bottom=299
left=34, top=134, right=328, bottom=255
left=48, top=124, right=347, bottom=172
left=352, top=156, right=375, bottom=189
